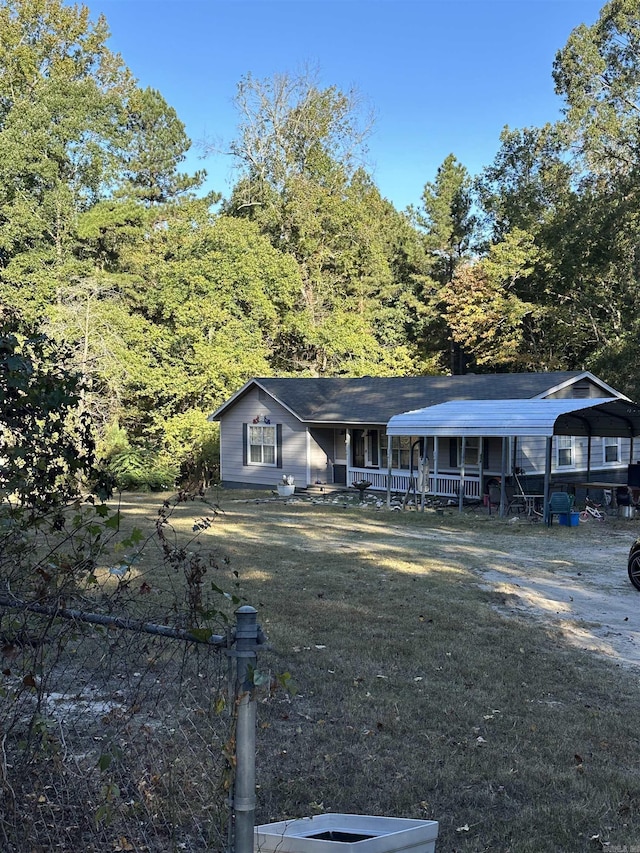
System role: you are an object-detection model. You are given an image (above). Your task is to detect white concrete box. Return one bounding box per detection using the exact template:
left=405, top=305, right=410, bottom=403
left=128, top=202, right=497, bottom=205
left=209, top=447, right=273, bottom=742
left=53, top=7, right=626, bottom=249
left=255, top=813, right=438, bottom=853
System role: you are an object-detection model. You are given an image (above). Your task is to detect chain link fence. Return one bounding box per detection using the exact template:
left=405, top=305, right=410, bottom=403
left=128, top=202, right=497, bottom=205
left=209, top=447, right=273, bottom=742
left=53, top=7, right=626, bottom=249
left=0, top=494, right=263, bottom=853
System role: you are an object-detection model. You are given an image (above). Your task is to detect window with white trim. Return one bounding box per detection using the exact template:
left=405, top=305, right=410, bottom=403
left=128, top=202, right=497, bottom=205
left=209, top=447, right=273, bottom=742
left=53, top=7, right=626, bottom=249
left=556, top=435, right=574, bottom=468
left=248, top=425, right=276, bottom=465
left=380, top=434, right=420, bottom=470
left=602, top=436, right=620, bottom=465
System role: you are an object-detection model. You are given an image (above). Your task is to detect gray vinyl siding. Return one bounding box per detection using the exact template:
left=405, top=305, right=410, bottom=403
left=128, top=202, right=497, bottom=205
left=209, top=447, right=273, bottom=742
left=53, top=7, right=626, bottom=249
left=545, top=378, right=613, bottom=399
left=219, top=387, right=308, bottom=488
left=515, top=435, right=632, bottom=475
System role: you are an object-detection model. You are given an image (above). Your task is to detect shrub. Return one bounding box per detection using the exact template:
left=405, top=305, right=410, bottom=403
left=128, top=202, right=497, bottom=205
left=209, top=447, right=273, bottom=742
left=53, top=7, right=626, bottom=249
left=106, top=446, right=179, bottom=491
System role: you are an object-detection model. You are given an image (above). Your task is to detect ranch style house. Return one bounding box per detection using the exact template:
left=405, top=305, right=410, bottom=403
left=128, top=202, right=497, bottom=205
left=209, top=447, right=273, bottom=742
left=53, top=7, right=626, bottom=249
left=209, top=371, right=637, bottom=501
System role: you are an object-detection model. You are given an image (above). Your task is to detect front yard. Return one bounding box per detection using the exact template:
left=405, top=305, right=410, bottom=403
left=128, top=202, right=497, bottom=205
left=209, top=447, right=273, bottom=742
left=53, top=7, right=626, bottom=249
left=7, top=488, right=634, bottom=851
left=127, top=488, right=640, bottom=853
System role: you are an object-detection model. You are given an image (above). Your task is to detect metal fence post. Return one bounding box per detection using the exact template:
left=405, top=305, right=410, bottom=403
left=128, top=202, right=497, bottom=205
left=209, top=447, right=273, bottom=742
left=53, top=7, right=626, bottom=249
left=233, top=605, right=258, bottom=853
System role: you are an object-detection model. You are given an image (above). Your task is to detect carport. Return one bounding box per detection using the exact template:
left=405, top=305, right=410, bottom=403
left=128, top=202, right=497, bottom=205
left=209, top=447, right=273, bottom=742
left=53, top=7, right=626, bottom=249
left=385, top=397, right=640, bottom=518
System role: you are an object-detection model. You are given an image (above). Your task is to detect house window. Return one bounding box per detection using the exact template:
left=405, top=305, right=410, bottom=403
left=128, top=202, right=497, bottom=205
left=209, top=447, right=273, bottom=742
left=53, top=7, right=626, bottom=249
left=248, top=425, right=276, bottom=465
left=380, top=434, right=420, bottom=470
left=603, top=436, right=620, bottom=464
left=458, top=437, right=480, bottom=467
left=556, top=435, right=574, bottom=468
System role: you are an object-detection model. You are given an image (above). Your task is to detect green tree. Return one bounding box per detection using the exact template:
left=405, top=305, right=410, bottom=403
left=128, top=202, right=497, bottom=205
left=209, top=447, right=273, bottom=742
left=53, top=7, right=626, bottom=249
left=119, top=86, right=206, bottom=204
left=414, top=153, right=478, bottom=373
left=553, top=0, right=640, bottom=176
left=0, top=304, right=101, bottom=512
left=476, top=124, right=573, bottom=241
left=444, top=230, right=539, bottom=368
left=539, top=0, right=640, bottom=395
left=0, top=0, right=134, bottom=315
left=226, top=70, right=431, bottom=376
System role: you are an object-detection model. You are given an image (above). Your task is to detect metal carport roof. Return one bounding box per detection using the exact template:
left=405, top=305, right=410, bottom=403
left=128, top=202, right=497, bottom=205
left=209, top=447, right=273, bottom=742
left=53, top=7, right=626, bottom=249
left=385, top=397, right=640, bottom=518
left=386, top=398, right=640, bottom=438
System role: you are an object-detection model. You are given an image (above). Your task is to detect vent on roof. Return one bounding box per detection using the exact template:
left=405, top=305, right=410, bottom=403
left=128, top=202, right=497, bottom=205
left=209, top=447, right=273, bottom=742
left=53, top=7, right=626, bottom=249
left=572, top=381, right=593, bottom=398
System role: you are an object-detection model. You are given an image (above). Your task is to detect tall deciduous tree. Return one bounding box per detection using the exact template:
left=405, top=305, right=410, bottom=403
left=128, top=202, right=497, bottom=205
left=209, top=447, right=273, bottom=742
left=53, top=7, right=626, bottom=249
left=553, top=0, right=640, bottom=176
left=444, top=229, right=539, bottom=368
left=546, top=0, right=640, bottom=397
left=225, top=69, right=429, bottom=376
left=228, top=69, right=372, bottom=199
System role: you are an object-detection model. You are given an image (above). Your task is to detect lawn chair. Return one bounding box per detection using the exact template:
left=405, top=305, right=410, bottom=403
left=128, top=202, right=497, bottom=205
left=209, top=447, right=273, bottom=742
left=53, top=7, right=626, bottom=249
left=505, top=482, right=527, bottom=514
left=546, top=491, right=574, bottom=526
left=488, top=483, right=526, bottom=516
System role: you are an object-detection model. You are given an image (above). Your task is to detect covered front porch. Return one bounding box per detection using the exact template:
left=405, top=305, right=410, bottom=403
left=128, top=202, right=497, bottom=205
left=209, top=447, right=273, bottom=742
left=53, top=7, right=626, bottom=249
left=327, top=426, right=488, bottom=500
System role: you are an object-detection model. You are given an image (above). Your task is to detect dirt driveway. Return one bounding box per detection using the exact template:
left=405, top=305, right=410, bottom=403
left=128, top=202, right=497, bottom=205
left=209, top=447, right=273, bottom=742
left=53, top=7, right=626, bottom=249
left=468, top=518, right=640, bottom=669
left=250, top=494, right=640, bottom=670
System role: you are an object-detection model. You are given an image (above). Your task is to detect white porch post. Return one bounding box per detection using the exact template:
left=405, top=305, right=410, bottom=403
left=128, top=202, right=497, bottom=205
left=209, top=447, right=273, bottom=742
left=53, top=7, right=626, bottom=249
left=458, top=437, right=466, bottom=512
left=420, top=436, right=429, bottom=512
left=346, top=429, right=351, bottom=489
left=386, top=433, right=392, bottom=507
left=433, top=437, right=439, bottom=497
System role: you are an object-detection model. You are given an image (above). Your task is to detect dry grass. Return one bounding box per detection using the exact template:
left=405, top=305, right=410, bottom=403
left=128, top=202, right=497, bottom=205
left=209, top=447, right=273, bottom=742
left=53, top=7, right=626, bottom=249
left=115, top=489, right=640, bottom=853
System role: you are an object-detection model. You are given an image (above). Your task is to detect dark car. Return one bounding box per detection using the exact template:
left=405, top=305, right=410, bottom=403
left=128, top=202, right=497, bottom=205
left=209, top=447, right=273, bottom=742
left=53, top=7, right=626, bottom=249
left=629, top=538, right=640, bottom=590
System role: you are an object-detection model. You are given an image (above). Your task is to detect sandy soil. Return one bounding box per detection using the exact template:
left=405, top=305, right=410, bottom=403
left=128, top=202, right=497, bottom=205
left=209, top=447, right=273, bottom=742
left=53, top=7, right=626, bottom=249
left=471, top=519, right=640, bottom=669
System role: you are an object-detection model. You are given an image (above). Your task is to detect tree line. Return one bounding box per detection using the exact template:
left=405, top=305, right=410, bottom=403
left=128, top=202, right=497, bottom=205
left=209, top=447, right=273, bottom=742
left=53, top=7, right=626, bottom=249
left=1, top=0, right=638, bottom=487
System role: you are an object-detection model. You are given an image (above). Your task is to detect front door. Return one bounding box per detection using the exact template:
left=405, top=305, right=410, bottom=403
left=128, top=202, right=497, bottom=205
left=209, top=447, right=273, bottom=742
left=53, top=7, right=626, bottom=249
left=352, top=429, right=379, bottom=468
left=352, top=429, right=365, bottom=468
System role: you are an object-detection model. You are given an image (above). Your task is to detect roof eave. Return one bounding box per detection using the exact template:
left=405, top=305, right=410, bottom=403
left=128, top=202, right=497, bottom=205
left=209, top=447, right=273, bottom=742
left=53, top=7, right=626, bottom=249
left=533, top=370, right=630, bottom=401
left=209, top=378, right=306, bottom=423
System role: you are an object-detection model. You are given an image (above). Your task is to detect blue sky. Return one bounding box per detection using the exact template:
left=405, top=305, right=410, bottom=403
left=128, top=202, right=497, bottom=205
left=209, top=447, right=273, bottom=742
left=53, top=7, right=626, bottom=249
left=86, top=0, right=604, bottom=211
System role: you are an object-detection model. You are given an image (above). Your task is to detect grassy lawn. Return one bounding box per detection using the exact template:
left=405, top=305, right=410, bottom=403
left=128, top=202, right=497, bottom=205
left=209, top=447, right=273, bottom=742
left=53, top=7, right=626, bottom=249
left=118, top=489, right=640, bottom=853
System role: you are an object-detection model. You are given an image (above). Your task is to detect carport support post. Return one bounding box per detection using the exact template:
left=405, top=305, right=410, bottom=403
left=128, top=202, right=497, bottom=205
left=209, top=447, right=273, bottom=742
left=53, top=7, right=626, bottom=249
left=500, top=437, right=508, bottom=517
left=233, top=605, right=259, bottom=853
left=543, top=436, right=553, bottom=523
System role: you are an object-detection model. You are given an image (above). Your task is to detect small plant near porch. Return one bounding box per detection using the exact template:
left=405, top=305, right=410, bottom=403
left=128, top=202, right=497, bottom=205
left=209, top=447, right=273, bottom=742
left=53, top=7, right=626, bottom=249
left=277, top=474, right=296, bottom=496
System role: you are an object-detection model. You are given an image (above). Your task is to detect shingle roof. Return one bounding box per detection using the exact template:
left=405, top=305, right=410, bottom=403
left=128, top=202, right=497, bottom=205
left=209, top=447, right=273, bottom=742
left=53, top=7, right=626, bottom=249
left=212, top=372, right=598, bottom=424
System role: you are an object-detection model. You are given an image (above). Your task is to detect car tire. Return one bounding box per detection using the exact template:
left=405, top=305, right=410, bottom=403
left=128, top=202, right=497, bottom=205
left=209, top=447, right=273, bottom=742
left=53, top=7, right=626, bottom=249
left=628, top=545, right=640, bottom=591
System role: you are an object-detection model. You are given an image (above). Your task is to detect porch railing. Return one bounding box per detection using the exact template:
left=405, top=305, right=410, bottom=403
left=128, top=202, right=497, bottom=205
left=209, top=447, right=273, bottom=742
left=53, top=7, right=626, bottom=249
left=347, top=467, right=482, bottom=499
